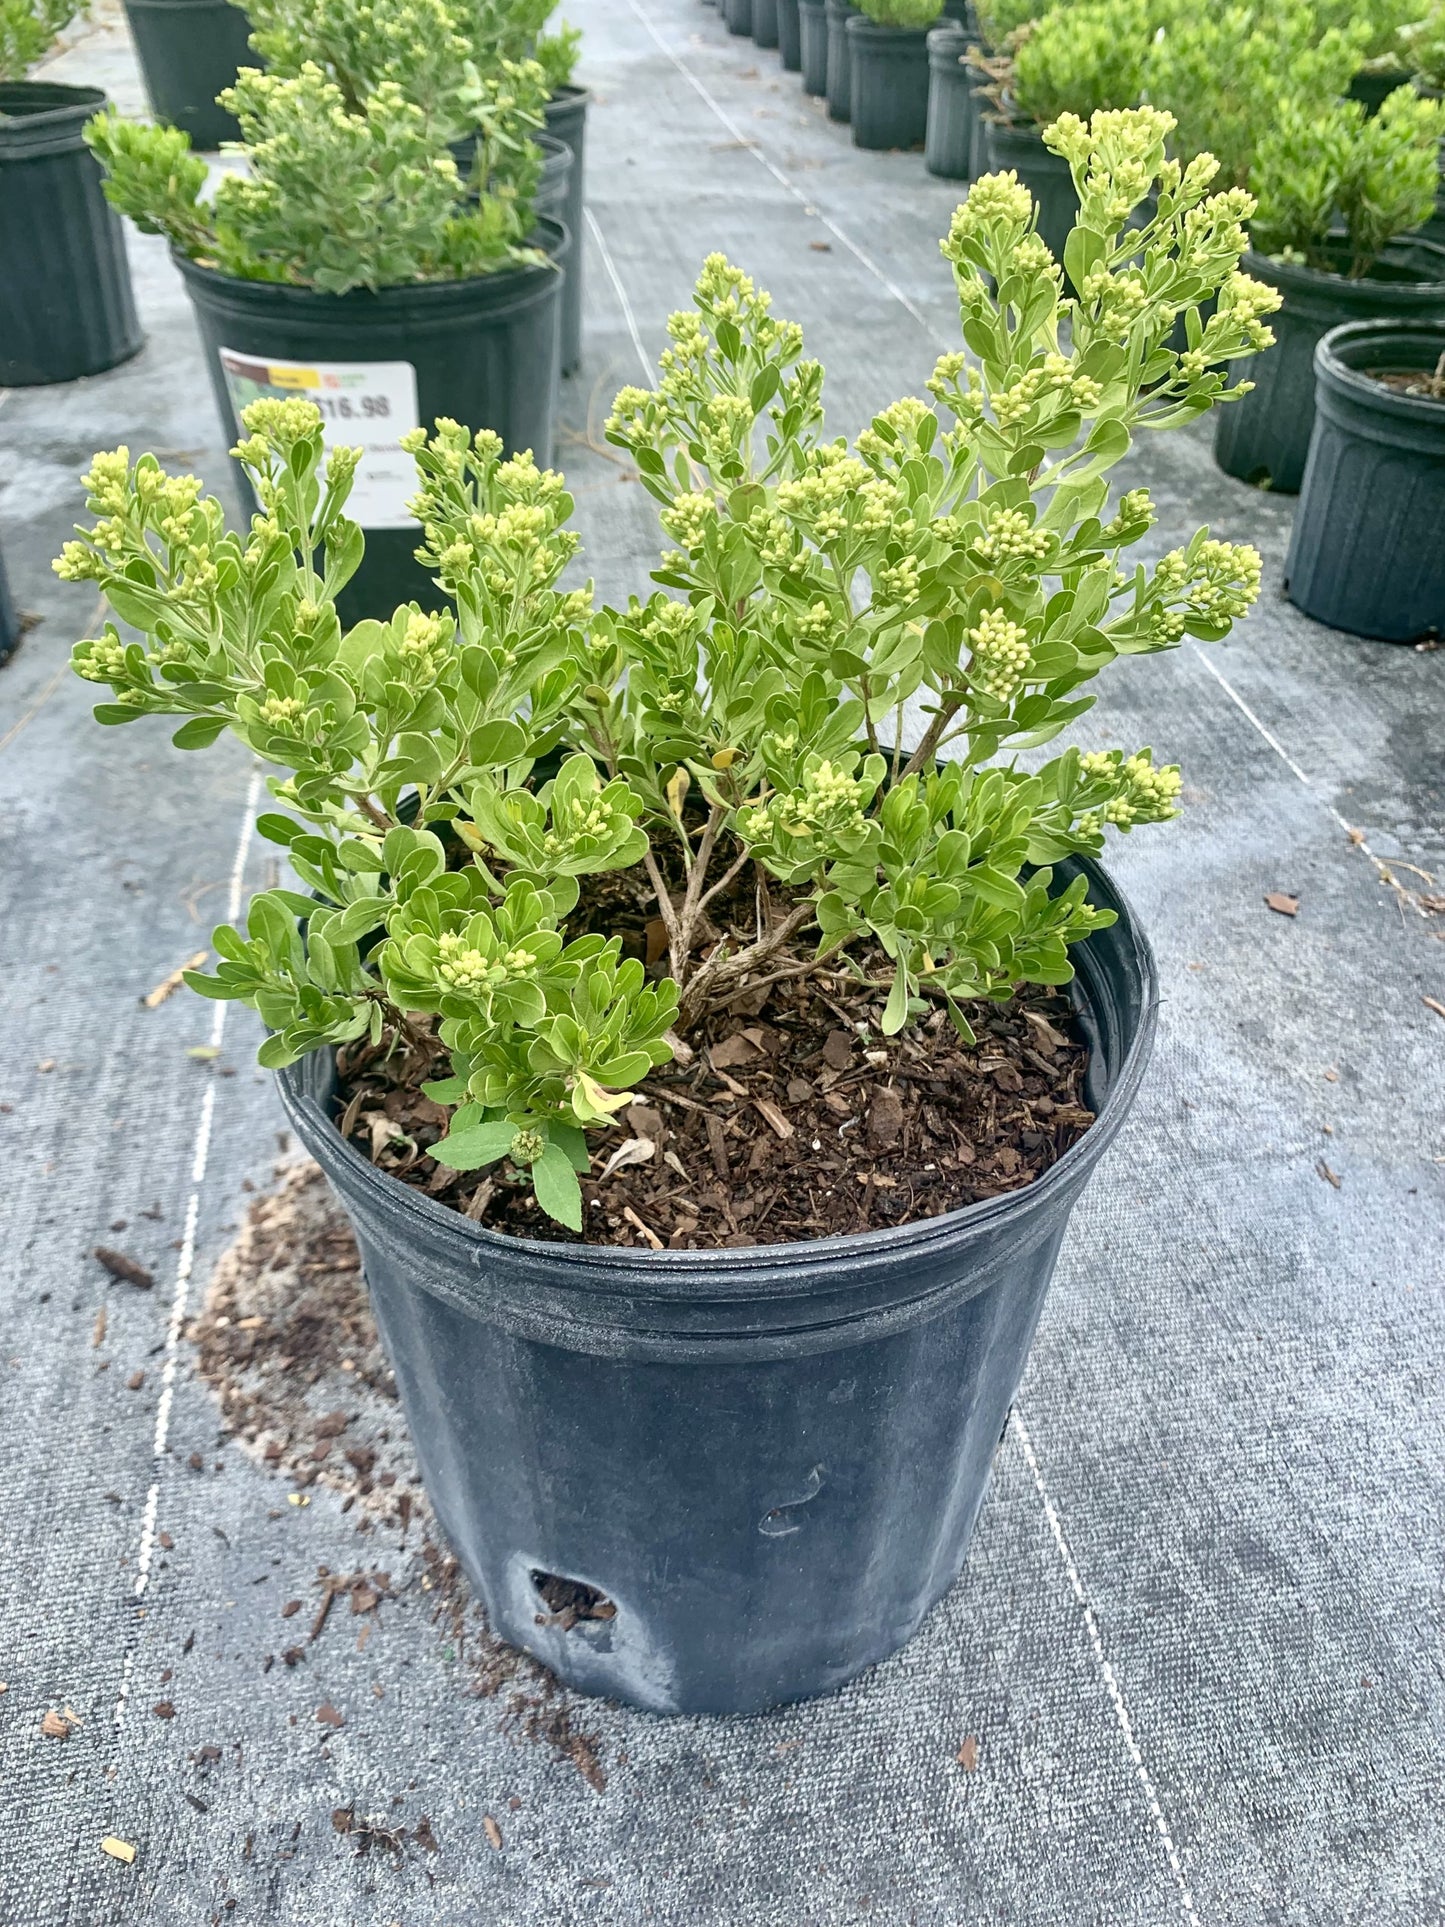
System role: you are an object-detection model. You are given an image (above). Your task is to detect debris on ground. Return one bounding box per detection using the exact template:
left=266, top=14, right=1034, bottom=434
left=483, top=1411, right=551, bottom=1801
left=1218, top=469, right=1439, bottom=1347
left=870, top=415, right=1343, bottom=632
left=93, top=1247, right=155, bottom=1289
left=143, top=951, right=208, bottom=1009
left=1265, top=893, right=1300, bottom=917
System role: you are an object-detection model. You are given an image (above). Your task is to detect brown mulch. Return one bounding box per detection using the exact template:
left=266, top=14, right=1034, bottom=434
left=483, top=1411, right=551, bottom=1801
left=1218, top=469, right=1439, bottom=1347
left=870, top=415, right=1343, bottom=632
left=1374, top=366, right=1445, bottom=402
left=335, top=975, right=1093, bottom=1251
left=192, top=1162, right=606, bottom=1787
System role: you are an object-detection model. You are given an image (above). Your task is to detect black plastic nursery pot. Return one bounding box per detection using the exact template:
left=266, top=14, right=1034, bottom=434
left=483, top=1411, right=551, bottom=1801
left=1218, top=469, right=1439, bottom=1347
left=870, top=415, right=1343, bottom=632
left=121, top=0, right=253, bottom=150
left=724, top=0, right=754, bottom=33
left=277, top=856, right=1156, bottom=1717
left=799, top=0, right=828, bottom=94
left=847, top=17, right=931, bottom=151
left=177, top=222, right=564, bottom=625
left=543, top=87, right=590, bottom=379
left=753, top=0, right=780, bottom=49
left=0, top=543, right=18, bottom=666
left=925, top=24, right=976, bottom=181
left=825, top=0, right=858, bottom=122
left=1284, top=319, right=1445, bottom=643
left=778, top=0, right=802, bottom=70
left=985, top=119, right=1078, bottom=278
left=1347, top=66, right=1412, bottom=115
left=0, top=84, right=142, bottom=387
left=1214, top=240, right=1445, bottom=495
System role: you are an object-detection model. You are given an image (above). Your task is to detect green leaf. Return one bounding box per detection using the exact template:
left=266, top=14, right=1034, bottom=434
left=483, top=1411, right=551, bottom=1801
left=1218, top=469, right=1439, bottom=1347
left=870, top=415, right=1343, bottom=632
left=468, top=718, right=528, bottom=767
left=882, top=965, right=910, bottom=1036
left=532, top=1141, right=583, bottom=1230
left=431, top=1119, right=517, bottom=1171
left=421, top=1075, right=467, bottom=1104
left=172, top=715, right=229, bottom=750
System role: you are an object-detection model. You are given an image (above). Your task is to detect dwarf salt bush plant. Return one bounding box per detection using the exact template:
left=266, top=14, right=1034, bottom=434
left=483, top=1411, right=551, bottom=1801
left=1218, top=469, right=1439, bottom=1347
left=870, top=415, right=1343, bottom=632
left=974, top=0, right=1155, bottom=129
left=85, top=60, right=547, bottom=295
left=0, top=0, right=82, bottom=78
left=855, top=0, right=944, bottom=28
left=61, top=109, right=1276, bottom=1230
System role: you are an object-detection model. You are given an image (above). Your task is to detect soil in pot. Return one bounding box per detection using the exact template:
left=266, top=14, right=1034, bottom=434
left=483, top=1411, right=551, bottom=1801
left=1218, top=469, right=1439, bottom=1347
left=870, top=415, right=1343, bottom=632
left=799, top=0, right=829, bottom=95
left=847, top=16, right=932, bottom=152
left=328, top=844, right=1096, bottom=1250
left=122, top=0, right=253, bottom=150
left=1214, top=237, right=1445, bottom=494
left=177, top=220, right=564, bottom=623
left=1285, top=318, right=1445, bottom=642
left=0, top=83, right=142, bottom=387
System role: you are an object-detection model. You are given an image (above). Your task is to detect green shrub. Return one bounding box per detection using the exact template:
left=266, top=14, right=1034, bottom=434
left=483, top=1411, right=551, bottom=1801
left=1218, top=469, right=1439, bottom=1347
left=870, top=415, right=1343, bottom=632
left=86, top=61, right=548, bottom=294
left=1008, top=0, right=1154, bottom=127
left=1312, top=0, right=1418, bottom=66
left=0, top=0, right=83, bottom=82
left=855, top=0, right=944, bottom=27
left=59, top=110, right=1277, bottom=1230
left=1400, top=3, right=1445, bottom=90
left=1250, top=84, right=1445, bottom=271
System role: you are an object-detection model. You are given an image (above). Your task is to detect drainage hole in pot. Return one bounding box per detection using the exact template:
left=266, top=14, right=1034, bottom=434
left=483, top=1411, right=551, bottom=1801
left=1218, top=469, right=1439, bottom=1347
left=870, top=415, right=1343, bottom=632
left=531, top=1570, right=618, bottom=1630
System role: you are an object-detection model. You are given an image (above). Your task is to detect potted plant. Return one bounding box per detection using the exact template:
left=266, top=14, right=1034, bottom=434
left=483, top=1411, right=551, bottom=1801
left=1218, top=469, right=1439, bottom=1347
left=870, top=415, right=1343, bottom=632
left=778, top=0, right=802, bottom=71
left=87, top=60, right=563, bottom=623
left=799, top=0, right=828, bottom=94
left=1210, top=86, right=1445, bottom=491
left=753, top=0, right=779, bottom=50
left=246, top=0, right=590, bottom=379
left=925, top=15, right=976, bottom=180
left=975, top=0, right=1154, bottom=273
left=122, top=0, right=253, bottom=149
left=1399, top=3, right=1445, bottom=243
left=847, top=0, right=943, bottom=152
left=725, top=0, right=752, bottom=33
left=825, top=0, right=858, bottom=120
left=0, top=0, right=142, bottom=385
left=60, top=108, right=1279, bottom=1717
left=0, top=539, right=18, bottom=664
left=1284, top=317, right=1445, bottom=640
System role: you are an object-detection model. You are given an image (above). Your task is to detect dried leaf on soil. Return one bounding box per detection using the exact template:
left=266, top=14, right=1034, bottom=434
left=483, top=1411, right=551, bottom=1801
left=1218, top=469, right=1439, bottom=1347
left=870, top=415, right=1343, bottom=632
left=93, top=1248, right=154, bottom=1290
left=1264, top=893, right=1299, bottom=917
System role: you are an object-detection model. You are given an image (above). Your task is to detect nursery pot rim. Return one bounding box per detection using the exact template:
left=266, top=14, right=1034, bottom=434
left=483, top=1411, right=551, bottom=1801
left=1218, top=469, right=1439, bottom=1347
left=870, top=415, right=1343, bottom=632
left=0, top=80, right=109, bottom=157
left=276, top=853, right=1157, bottom=1286
left=1241, top=236, right=1445, bottom=302
left=1313, top=316, right=1445, bottom=426
left=171, top=226, right=565, bottom=314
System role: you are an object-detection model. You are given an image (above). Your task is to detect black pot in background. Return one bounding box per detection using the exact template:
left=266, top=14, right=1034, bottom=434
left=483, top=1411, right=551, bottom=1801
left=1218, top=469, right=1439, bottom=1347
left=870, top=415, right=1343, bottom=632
left=724, top=0, right=753, bottom=32
left=985, top=119, right=1078, bottom=277
left=925, top=23, right=975, bottom=179
left=122, top=0, right=253, bottom=150
left=0, top=542, right=18, bottom=667
left=1214, top=239, right=1445, bottom=494
left=799, top=0, right=828, bottom=94
left=1347, top=66, right=1412, bottom=115
left=543, top=86, right=589, bottom=379
left=825, top=0, right=858, bottom=122
left=847, top=16, right=932, bottom=151
left=278, top=856, right=1157, bottom=1717
left=1285, top=319, right=1445, bottom=642
left=778, top=0, right=802, bottom=70
left=176, top=221, right=565, bottom=625
left=753, top=0, right=779, bottom=48
left=0, top=83, right=142, bottom=387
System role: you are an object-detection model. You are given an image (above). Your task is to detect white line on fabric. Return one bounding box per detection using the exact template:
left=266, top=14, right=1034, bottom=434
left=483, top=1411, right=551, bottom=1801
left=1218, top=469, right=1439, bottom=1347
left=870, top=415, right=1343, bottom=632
left=623, top=0, right=948, bottom=347
left=585, top=207, right=655, bottom=385
left=112, top=764, right=263, bottom=1730
left=1012, top=1408, right=1204, bottom=1927
left=1191, top=646, right=1426, bottom=912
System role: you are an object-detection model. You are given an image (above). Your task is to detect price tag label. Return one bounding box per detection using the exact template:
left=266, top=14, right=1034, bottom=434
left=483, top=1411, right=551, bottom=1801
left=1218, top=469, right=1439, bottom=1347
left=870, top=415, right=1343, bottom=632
left=218, top=349, right=421, bottom=529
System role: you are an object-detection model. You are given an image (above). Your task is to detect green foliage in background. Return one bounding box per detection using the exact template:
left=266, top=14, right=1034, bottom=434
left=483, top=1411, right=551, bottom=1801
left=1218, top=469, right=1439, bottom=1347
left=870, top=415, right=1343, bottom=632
left=1400, top=3, right=1445, bottom=89
left=992, top=0, right=1156, bottom=128
left=0, top=0, right=82, bottom=82
left=1250, top=85, right=1445, bottom=271
left=855, top=0, right=944, bottom=29
left=60, top=111, right=1274, bottom=1228
left=85, top=61, right=547, bottom=294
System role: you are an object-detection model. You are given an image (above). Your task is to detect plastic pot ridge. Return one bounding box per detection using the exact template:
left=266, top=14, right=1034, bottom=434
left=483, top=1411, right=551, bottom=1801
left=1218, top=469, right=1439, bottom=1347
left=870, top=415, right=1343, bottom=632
left=277, top=856, right=1157, bottom=1717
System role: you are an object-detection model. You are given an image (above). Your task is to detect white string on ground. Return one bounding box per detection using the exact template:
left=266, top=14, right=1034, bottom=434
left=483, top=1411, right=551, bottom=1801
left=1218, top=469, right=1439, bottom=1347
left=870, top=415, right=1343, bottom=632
left=1012, top=1408, right=1204, bottom=1927
left=585, top=206, right=656, bottom=384
left=112, top=763, right=264, bottom=1730
left=623, top=0, right=948, bottom=347
left=1191, top=645, right=1428, bottom=914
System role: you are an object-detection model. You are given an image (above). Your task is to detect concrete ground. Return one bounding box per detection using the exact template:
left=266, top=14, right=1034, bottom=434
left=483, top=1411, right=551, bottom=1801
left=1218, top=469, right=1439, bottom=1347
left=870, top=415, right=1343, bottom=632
left=1, top=1, right=1442, bottom=1922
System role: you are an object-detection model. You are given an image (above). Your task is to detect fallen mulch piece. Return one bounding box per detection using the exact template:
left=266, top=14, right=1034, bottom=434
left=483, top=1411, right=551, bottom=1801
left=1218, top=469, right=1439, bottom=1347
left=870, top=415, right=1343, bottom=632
left=93, top=1248, right=155, bottom=1289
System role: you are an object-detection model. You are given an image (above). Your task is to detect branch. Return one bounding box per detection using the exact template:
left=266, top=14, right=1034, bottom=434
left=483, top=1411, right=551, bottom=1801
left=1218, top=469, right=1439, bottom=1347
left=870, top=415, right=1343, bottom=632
left=677, top=899, right=817, bottom=1029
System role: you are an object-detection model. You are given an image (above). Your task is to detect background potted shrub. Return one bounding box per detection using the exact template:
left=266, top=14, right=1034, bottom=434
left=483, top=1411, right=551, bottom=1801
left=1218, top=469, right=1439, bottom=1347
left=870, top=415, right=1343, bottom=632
left=824, top=0, right=858, bottom=121
left=1399, top=3, right=1445, bottom=243
left=1284, top=316, right=1445, bottom=640
left=976, top=0, right=1153, bottom=273
left=1210, top=86, right=1445, bottom=490
left=777, top=0, right=802, bottom=72
left=753, top=0, right=779, bottom=51
left=0, top=0, right=141, bottom=385
left=798, top=0, right=829, bottom=95
left=725, top=0, right=752, bottom=34
left=121, top=0, right=254, bottom=149
left=87, top=60, right=562, bottom=623
left=925, top=12, right=977, bottom=181
left=60, top=108, right=1278, bottom=1716
left=847, top=0, right=943, bottom=153
left=245, top=0, right=589, bottom=378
